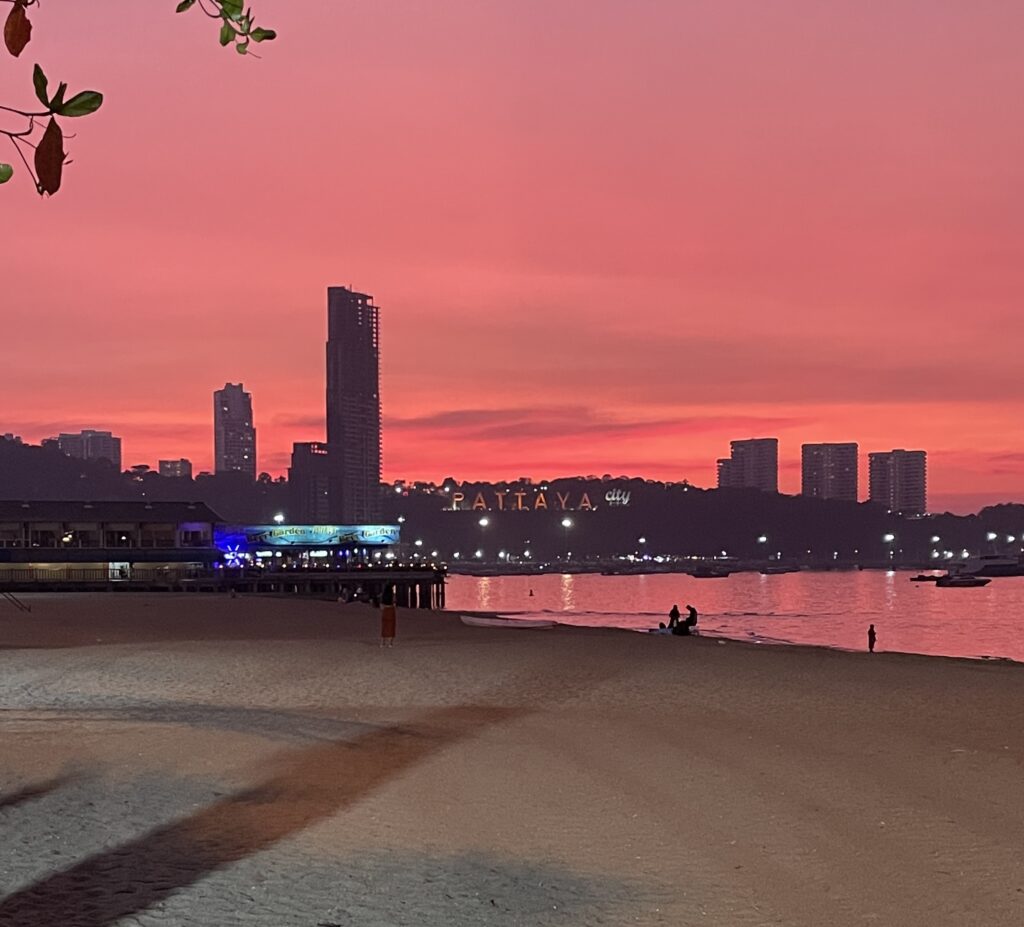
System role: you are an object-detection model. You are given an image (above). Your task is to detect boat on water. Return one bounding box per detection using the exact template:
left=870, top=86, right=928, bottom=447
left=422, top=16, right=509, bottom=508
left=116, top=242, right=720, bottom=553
left=760, top=566, right=800, bottom=575
left=692, top=566, right=730, bottom=578
left=935, top=574, right=991, bottom=588
left=910, top=574, right=941, bottom=582
left=948, top=555, right=1024, bottom=578
left=460, top=614, right=557, bottom=629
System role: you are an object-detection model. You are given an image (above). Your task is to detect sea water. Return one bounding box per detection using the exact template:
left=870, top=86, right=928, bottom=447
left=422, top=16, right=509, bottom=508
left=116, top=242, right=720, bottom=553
left=446, top=570, right=1024, bottom=662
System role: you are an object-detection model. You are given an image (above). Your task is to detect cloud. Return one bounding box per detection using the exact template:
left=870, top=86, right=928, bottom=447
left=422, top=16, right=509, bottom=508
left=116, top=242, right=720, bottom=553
left=384, top=407, right=810, bottom=443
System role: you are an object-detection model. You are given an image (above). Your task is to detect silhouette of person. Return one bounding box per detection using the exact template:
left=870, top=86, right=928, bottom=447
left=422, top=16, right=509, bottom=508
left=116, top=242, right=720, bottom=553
left=380, top=584, right=397, bottom=648
left=868, top=624, right=877, bottom=653
left=668, top=604, right=681, bottom=628
left=685, top=605, right=699, bottom=630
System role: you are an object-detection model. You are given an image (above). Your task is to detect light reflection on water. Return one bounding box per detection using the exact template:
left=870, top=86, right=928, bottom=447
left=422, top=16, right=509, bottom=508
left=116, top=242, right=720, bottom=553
left=446, top=571, right=1024, bottom=662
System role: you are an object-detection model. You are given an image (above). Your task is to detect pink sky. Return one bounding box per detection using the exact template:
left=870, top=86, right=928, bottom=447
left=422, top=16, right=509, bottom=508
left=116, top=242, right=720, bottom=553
left=4, top=1, right=1024, bottom=512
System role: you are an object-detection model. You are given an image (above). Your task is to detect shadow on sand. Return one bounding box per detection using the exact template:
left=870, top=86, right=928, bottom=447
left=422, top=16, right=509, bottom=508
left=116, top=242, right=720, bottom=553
left=0, top=775, right=75, bottom=812
left=0, top=706, right=524, bottom=927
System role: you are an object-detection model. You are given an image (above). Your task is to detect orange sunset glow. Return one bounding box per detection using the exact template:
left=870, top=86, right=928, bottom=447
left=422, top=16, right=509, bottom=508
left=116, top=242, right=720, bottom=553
left=4, top=2, right=1023, bottom=512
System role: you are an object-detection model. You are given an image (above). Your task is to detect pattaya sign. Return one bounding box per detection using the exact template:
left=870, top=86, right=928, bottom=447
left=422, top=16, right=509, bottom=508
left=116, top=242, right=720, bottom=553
left=216, top=524, right=400, bottom=549
left=451, top=488, right=630, bottom=512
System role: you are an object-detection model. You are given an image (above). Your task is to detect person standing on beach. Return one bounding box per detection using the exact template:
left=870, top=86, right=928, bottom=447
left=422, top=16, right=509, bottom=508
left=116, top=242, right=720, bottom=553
left=667, top=604, right=681, bottom=629
left=380, top=585, right=397, bottom=648
left=868, top=624, right=877, bottom=653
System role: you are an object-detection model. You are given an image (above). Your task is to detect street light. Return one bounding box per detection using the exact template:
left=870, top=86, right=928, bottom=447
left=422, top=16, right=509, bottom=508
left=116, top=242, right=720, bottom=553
left=476, top=516, right=490, bottom=560
left=561, top=517, right=573, bottom=560
left=883, top=533, right=895, bottom=562
left=273, top=513, right=285, bottom=524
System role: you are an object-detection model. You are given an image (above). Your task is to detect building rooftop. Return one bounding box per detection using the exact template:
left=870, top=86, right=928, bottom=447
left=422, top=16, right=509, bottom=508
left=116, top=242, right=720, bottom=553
left=0, top=501, right=223, bottom=522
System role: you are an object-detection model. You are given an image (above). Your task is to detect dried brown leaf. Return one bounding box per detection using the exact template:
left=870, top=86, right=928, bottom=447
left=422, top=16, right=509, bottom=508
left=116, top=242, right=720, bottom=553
left=3, top=1, right=32, bottom=57
left=34, top=117, right=65, bottom=196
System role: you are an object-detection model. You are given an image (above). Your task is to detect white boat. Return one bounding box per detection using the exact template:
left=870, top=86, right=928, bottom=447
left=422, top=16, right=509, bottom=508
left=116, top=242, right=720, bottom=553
left=948, top=555, right=1024, bottom=577
left=460, top=614, right=557, bottom=629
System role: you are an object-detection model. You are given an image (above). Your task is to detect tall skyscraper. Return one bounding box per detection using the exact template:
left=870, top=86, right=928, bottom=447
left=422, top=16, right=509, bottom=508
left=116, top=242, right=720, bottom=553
left=288, top=442, right=332, bottom=523
left=56, top=430, right=122, bottom=470
left=869, top=449, right=927, bottom=515
left=213, top=383, right=256, bottom=480
left=801, top=443, right=858, bottom=502
left=717, top=438, right=779, bottom=492
left=326, top=286, right=381, bottom=523
left=159, top=458, right=193, bottom=479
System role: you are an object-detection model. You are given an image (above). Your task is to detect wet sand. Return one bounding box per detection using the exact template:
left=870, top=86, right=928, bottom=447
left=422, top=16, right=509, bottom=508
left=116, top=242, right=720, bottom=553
left=1, top=594, right=1022, bottom=926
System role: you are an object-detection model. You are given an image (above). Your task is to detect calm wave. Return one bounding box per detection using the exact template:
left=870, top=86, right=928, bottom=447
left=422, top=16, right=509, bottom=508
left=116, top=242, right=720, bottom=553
left=446, top=571, right=1024, bottom=662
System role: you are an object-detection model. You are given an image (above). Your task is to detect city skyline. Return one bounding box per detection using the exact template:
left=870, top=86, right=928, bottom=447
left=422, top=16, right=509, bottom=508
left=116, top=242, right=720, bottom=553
left=5, top=3, right=1024, bottom=514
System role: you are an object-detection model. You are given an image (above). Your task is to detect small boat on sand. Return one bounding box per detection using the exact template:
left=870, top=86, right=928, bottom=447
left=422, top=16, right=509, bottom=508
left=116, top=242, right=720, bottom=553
left=460, top=614, right=557, bottom=629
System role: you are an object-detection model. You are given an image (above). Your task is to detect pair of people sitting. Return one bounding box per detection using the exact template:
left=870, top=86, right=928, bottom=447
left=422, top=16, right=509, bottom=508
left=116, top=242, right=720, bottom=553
left=662, top=604, right=698, bottom=635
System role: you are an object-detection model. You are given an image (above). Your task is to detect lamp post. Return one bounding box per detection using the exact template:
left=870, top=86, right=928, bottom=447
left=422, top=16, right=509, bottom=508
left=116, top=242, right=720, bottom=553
left=637, top=536, right=646, bottom=559
left=883, top=533, right=895, bottom=563
left=478, top=516, right=489, bottom=561
left=561, top=517, right=573, bottom=561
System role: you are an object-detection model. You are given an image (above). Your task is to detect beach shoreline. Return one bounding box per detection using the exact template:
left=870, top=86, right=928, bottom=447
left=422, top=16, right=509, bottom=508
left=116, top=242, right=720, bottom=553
left=1, top=593, right=1023, bottom=925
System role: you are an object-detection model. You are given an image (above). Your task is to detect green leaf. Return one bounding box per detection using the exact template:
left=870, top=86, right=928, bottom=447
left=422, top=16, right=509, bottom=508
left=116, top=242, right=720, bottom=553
left=32, top=63, right=48, bottom=109
left=175, top=0, right=196, bottom=11
left=57, top=90, right=103, bottom=118
left=219, top=21, right=233, bottom=45
left=0, top=163, right=13, bottom=185
left=221, top=0, right=243, bottom=20
left=235, top=40, right=248, bottom=54
left=50, top=81, right=67, bottom=111
left=250, top=27, right=275, bottom=42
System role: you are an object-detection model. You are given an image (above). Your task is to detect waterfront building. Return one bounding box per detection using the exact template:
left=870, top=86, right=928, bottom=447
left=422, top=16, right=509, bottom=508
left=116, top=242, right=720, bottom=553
left=801, top=443, right=858, bottom=502
left=326, top=286, right=382, bottom=523
left=214, top=382, right=256, bottom=480
left=717, top=438, right=779, bottom=492
left=0, top=500, right=220, bottom=583
left=288, top=442, right=332, bottom=523
left=869, top=449, right=927, bottom=515
left=159, top=458, right=193, bottom=479
left=56, top=430, right=122, bottom=471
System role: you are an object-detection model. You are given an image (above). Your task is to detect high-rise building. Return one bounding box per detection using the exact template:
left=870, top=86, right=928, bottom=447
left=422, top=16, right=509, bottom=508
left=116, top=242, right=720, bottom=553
left=159, top=458, right=193, bottom=479
left=56, top=430, right=122, bottom=470
left=717, top=438, right=778, bottom=492
left=869, top=449, right=927, bottom=515
left=326, top=286, right=381, bottom=523
left=288, top=442, right=332, bottom=523
left=214, top=383, right=256, bottom=480
left=801, top=443, right=858, bottom=502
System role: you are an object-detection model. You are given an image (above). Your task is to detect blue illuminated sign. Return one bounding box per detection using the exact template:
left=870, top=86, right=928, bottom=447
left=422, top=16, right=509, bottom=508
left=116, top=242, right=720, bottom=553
left=216, top=524, right=400, bottom=550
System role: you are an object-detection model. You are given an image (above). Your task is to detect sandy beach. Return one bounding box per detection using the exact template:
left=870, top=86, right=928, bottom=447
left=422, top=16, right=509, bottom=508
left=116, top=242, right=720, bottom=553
left=1, top=594, right=1023, bottom=926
